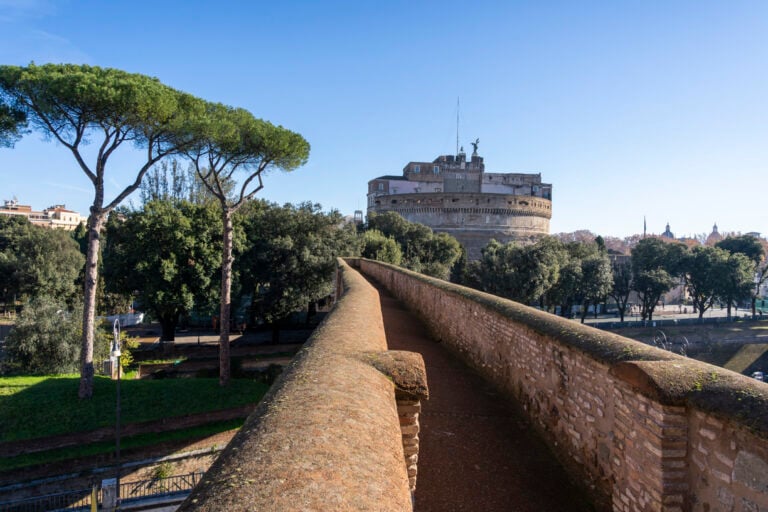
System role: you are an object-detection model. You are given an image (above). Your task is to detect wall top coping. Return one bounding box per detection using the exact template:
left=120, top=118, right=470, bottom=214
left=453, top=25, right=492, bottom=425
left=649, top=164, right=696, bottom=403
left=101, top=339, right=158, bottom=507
left=178, top=260, right=416, bottom=511
left=354, top=258, right=768, bottom=435
left=369, top=350, right=429, bottom=400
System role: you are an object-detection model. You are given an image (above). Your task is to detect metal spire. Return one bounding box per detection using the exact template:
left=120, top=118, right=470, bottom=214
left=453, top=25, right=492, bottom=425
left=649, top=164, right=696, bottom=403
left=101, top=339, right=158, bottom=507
left=456, top=97, right=460, bottom=156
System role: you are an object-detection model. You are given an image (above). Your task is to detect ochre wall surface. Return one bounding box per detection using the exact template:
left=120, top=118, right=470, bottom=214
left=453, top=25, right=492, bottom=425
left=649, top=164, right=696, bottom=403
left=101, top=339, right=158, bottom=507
left=357, top=258, right=768, bottom=512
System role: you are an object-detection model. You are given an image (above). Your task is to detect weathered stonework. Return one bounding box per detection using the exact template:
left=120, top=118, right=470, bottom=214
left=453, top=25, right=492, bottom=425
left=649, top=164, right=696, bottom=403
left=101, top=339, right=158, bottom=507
left=688, top=412, right=768, bottom=511
left=357, top=258, right=768, bottom=512
left=611, top=383, right=689, bottom=511
left=397, top=397, right=421, bottom=490
left=178, top=260, right=425, bottom=511
left=368, top=349, right=429, bottom=492
left=367, top=152, right=552, bottom=259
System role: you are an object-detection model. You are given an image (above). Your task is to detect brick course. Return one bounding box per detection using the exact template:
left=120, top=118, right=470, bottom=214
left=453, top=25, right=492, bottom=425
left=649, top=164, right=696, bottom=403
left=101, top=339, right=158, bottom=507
left=357, top=258, right=768, bottom=512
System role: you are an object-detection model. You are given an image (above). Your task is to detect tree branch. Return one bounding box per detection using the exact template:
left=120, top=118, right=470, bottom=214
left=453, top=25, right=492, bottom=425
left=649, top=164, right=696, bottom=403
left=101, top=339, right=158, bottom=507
left=104, top=152, right=167, bottom=212
left=234, top=170, right=265, bottom=212
left=237, top=160, right=270, bottom=204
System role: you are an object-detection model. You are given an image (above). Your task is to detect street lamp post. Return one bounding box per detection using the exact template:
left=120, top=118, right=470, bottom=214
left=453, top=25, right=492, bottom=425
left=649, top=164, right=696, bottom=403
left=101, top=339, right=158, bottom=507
left=111, top=319, right=122, bottom=507
left=755, top=270, right=763, bottom=320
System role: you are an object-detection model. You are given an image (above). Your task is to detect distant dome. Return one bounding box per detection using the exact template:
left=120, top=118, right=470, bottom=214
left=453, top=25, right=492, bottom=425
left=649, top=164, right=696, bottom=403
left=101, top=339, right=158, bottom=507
left=661, top=223, right=674, bottom=239
left=706, top=223, right=723, bottom=246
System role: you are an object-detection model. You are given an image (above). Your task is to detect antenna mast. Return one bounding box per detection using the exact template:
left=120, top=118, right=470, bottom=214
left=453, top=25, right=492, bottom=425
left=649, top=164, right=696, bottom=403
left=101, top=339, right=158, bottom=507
left=456, top=97, right=460, bottom=156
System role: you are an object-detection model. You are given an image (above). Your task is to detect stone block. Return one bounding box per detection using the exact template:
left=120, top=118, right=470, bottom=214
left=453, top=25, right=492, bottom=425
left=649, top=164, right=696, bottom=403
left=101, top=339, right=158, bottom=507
left=397, top=404, right=421, bottom=415
left=400, top=424, right=419, bottom=436
left=698, top=427, right=717, bottom=441
left=733, top=451, right=768, bottom=492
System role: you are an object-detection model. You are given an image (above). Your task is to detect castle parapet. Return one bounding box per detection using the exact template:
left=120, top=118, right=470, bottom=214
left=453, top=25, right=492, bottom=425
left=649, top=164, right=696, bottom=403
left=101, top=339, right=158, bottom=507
left=372, top=192, right=552, bottom=219
left=178, top=259, right=427, bottom=511
left=367, top=152, right=553, bottom=259
left=357, top=258, right=768, bottom=512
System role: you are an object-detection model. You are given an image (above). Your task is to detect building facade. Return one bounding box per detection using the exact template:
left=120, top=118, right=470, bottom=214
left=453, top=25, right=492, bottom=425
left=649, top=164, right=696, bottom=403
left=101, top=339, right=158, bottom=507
left=367, top=149, right=552, bottom=259
left=0, top=199, right=84, bottom=230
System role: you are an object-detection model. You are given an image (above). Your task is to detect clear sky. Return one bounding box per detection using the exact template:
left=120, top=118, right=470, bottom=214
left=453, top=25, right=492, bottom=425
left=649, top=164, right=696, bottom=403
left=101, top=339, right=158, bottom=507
left=1, top=0, right=767, bottom=239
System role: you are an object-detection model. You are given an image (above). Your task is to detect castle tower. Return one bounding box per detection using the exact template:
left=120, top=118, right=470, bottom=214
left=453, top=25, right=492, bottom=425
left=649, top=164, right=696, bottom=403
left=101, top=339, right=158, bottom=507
left=366, top=150, right=552, bottom=259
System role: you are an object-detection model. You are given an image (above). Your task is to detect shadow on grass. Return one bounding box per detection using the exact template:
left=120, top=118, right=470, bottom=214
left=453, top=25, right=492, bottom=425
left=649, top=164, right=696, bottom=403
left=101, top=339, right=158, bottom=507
left=0, top=375, right=267, bottom=443
left=0, top=418, right=243, bottom=472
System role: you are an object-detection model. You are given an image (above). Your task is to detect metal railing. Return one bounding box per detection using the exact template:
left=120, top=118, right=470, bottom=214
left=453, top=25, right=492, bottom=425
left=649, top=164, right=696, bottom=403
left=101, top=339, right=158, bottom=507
left=0, top=488, right=93, bottom=512
left=0, top=471, right=204, bottom=512
left=119, top=471, right=203, bottom=502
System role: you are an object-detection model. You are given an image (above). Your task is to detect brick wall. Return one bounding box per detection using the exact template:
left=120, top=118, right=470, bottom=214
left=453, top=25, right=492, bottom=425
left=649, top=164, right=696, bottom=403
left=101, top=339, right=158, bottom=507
left=178, top=260, right=426, bottom=511
left=397, top=395, right=421, bottom=490
left=357, top=258, right=768, bottom=512
left=688, top=411, right=768, bottom=511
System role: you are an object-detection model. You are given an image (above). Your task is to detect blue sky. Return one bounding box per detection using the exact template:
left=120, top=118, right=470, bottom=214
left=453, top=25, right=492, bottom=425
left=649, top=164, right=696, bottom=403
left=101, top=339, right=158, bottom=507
left=1, top=0, right=767, bottom=238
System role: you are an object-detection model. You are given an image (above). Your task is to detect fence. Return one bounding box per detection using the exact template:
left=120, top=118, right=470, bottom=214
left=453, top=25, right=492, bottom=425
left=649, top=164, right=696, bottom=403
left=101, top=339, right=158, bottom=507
left=589, top=314, right=765, bottom=330
left=0, top=488, right=93, bottom=512
left=118, top=471, right=203, bottom=502
left=0, top=471, right=203, bottom=512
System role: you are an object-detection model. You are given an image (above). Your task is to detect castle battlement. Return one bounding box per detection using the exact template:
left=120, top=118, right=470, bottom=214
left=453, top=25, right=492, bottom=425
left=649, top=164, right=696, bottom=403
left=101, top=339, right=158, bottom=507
left=367, top=151, right=552, bottom=258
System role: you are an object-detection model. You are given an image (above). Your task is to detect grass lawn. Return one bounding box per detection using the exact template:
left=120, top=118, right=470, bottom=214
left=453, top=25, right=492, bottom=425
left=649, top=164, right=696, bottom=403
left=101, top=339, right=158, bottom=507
left=0, top=375, right=269, bottom=443
left=0, top=418, right=244, bottom=472
left=721, top=344, right=768, bottom=373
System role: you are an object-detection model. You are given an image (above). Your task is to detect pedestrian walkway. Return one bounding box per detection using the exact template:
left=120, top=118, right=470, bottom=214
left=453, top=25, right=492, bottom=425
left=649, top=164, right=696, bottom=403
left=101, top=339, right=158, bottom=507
left=372, top=281, right=594, bottom=512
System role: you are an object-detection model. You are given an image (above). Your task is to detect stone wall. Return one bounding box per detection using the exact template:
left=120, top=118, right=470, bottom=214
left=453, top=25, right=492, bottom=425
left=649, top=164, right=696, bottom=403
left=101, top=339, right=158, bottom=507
left=178, top=260, right=427, bottom=512
left=371, top=192, right=551, bottom=258
left=356, top=258, right=768, bottom=512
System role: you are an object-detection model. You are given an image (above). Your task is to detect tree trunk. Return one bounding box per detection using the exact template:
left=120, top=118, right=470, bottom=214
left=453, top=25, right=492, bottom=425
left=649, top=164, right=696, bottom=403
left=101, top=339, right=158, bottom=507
left=271, top=322, right=281, bottom=344
left=159, top=311, right=177, bottom=342
left=306, top=301, right=317, bottom=326
left=78, top=210, right=105, bottom=399
left=219, top=208, right=234, bottom=386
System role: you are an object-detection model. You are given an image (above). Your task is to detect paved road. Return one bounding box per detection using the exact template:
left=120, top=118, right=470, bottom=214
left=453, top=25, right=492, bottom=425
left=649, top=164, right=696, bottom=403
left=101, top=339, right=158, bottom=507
left=372, top=281, right=594, bottom=512
left=584, top=304, right=757, bottom=325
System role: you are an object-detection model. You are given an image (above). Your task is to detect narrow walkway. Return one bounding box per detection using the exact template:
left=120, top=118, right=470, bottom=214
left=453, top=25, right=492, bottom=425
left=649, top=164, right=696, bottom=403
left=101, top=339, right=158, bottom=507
left=372, top=282, right=594, bottom=512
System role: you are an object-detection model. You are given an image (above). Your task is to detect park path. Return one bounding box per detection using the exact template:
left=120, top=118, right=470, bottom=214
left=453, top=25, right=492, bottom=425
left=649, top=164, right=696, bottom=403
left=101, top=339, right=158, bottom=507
left=371, top=280, right=594, bottom=512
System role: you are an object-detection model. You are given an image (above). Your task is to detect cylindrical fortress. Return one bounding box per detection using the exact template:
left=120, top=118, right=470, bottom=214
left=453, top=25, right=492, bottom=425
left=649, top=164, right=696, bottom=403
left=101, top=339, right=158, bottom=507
left=367, top=150, right=552, bottom=259
left=371, top=192, right=552, bottom=259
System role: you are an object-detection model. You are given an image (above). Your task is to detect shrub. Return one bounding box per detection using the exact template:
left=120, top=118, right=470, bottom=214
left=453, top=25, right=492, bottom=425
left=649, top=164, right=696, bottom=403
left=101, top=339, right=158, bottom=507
left=95, top=326, right=138, bottom=371
left=4, top=299, right=138, bottom=375
left=5, top=297, right=82, bottom=374
left=152, top=461, right=174, bottom=480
